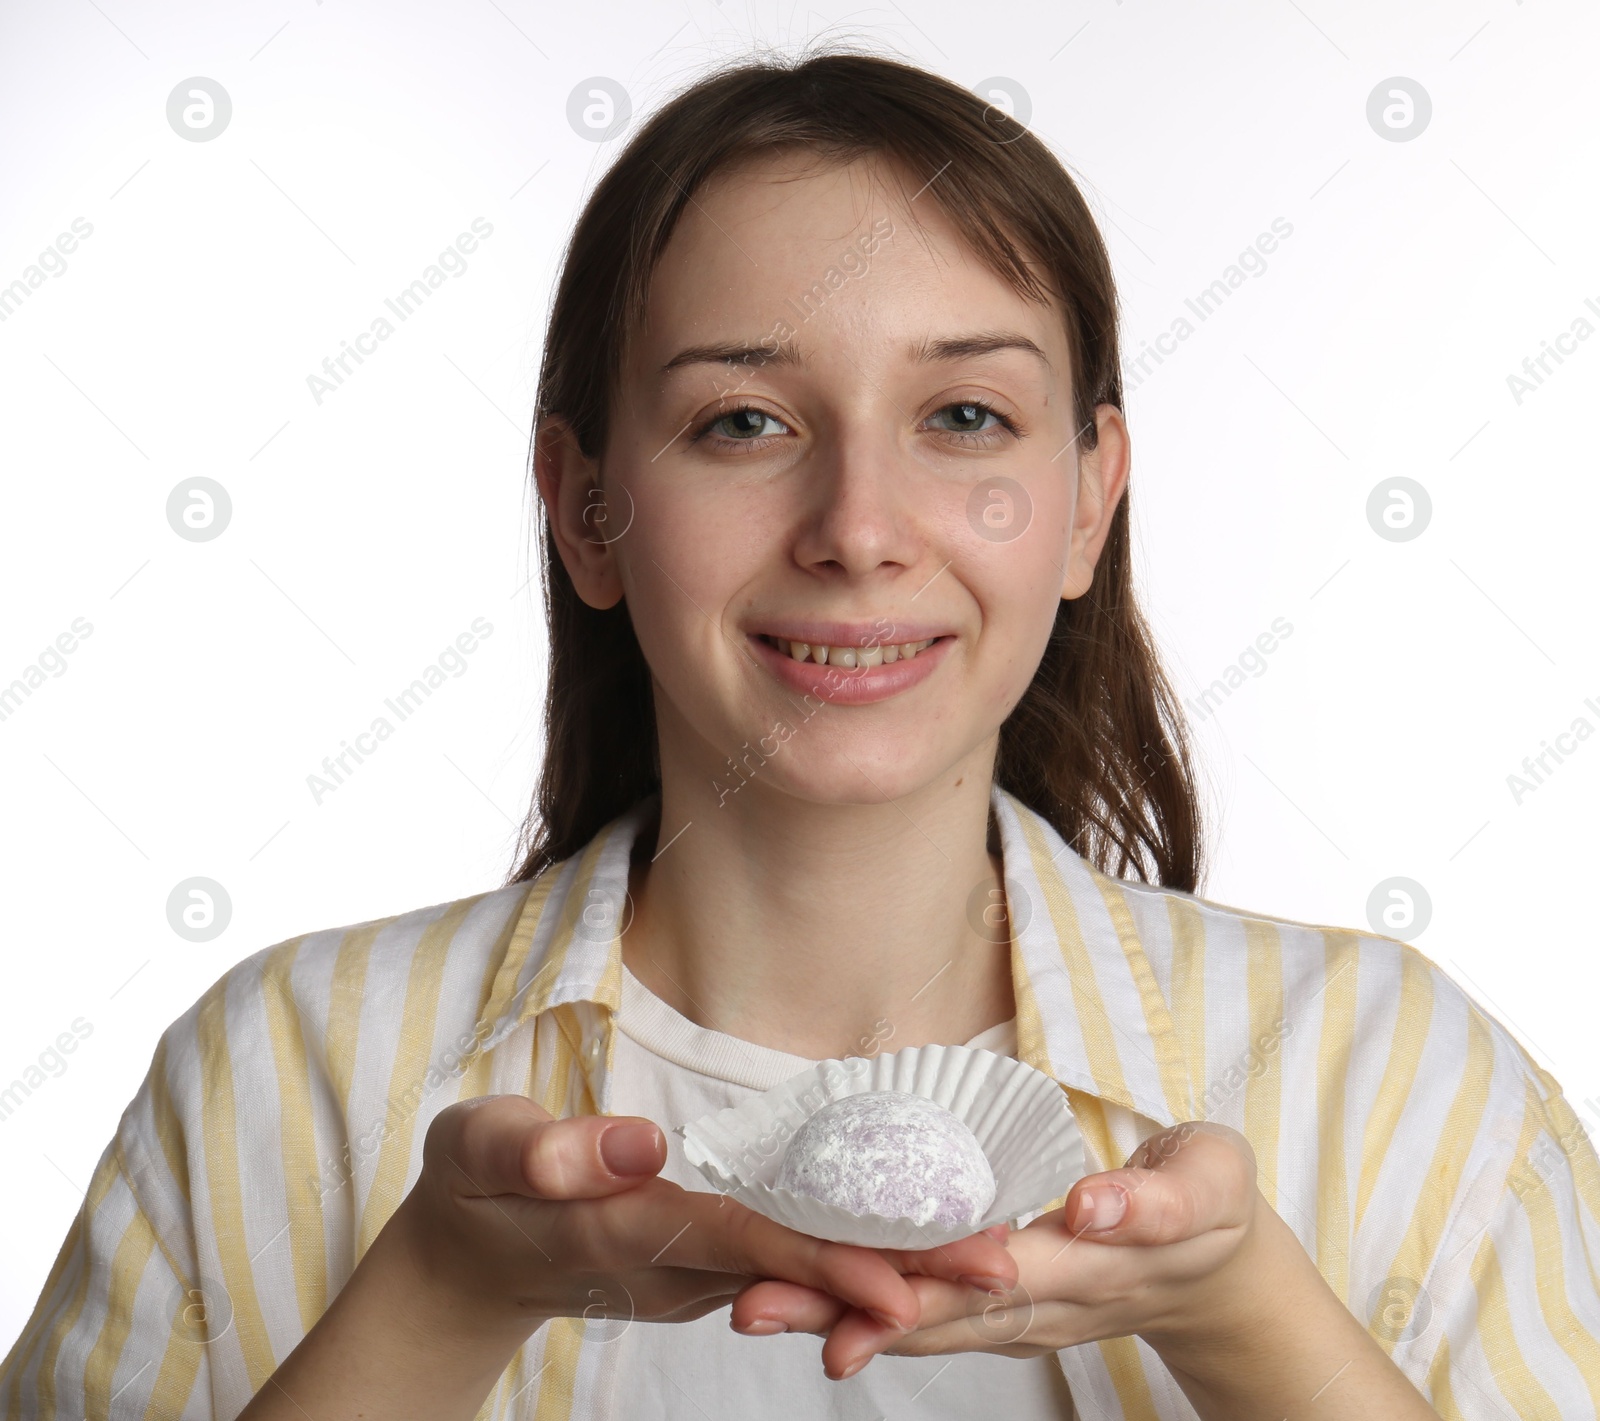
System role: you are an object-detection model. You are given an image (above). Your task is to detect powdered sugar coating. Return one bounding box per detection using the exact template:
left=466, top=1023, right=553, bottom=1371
left=775, top=1089, right=996, bottom=1229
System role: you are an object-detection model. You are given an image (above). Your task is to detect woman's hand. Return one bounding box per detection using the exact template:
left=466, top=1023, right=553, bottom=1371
left=238, top=1095, right=1017, bottom=1421
left=729, top=1120, right=1259, bottom=1376
left=728, top=1121, right=1441, bottom=1420
left=396, top=1093, right=1019, bottom=1336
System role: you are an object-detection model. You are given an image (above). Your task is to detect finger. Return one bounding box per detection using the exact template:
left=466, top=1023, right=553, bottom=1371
left=727, top=1230, right=1017, bottom=1335
left=819, top=1276, right=968, bottom=1379
left=822, top=1273, right=1031, bottom=1377
left=635, top=1189, right=923, bottom=1332
left=429, top=1096, right=667, bottom=1202
left=840, top=1313, right=1050, bottom=1362
left=825, top=1306, right=901, bottom=1379
left=643, top=1270, right=764, bottom=1324
left=728, top=1280, right=845, bottom=1336
left=875, top=1228, right=1016, bottom=1292
left=1062, top=1120, right=1255, bottom=1246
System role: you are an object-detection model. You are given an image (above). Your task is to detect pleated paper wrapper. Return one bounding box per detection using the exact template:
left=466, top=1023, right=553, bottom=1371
left=675, top=1043, right=1087, bottom=1248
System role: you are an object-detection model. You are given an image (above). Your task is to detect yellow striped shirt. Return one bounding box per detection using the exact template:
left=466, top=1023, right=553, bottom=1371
left=5, top=786, right=1599, bottom=1419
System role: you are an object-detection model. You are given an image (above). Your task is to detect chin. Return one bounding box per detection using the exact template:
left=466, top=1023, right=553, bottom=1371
left=728, top=746, right=954, bottom=810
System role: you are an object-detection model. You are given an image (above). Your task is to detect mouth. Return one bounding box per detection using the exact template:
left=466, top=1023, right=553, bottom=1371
left=745, top=627, right=955, bottom=705
left=754, top=632, right=946, bottom=668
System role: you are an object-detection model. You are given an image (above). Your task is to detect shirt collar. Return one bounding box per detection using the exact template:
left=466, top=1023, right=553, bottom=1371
left=480, top=786, right=1192, bottom=1127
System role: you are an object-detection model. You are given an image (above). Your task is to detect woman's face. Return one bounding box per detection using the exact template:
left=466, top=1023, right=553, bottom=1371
left=543, top=152, right=1128, bottom=807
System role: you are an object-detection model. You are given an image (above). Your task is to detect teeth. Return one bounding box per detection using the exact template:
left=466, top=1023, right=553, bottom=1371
left=769, top=636, right=938, bottom=666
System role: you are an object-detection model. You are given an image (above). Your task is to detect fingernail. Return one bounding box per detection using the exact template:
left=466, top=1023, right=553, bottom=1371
left=1076, top=1183, right=1127, bottom=1231
left=599, top=1121, right=661, bottom=1175
left=840, top=1356, right=869, bottom=1379
left=959, top=1273, right=1013, bottom=1294
left=867, top=1308, right=909, bottom=1332
left=735, top=1317, right=786, bottom=1335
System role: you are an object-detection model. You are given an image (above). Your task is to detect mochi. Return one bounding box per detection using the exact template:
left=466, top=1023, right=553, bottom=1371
left=775, top=1089, right=995, bottom=1229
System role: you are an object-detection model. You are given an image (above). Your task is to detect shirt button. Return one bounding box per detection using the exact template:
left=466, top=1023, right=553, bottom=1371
left=586, top=1038, right=603, bottom=1063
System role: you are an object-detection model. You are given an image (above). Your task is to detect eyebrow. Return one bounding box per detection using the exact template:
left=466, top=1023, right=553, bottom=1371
left=911, top=331, right=1054, bottom=371
left=658, top=330, right=1052, bottom=377
left=658, top=342, right=804, bottom=376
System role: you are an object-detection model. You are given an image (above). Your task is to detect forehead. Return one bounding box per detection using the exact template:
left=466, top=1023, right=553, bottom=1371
left=634, top=150, right=1067, bottom=362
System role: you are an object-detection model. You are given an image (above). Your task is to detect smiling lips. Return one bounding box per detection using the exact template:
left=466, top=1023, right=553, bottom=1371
left=748, top=629, right=952, bottom=704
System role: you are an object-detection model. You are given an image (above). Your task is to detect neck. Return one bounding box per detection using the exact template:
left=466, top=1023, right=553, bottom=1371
left=622, top=737, right=1015, bottom=1061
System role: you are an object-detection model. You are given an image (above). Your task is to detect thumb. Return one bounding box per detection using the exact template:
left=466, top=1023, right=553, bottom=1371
left=526, top=1114, right=668, bottom=1199
left=430, top=1096, right=667, bottom=1202
left=1061, top=1121, right=1255, bottom=1246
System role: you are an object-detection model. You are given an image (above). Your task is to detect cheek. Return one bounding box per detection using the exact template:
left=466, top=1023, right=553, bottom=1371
left=615, top=477, right=765, bottom=649
left=959, top=534, right=1070, bottom=712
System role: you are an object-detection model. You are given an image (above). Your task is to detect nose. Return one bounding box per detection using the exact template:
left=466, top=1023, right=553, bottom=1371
left=790, top=421, right=923, bottom=580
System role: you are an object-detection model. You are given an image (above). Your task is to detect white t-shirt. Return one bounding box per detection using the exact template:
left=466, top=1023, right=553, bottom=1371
left=604, top=963, right=1078, bottom=1419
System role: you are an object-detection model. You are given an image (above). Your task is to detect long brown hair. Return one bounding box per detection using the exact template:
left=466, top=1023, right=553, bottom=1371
left=508, top=47, right=1205, bottom=893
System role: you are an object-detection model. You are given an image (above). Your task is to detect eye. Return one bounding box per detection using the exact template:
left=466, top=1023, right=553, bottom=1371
left=925, top=400, right=1018, bottom=439
left=695, top=406, right=792, bottom=443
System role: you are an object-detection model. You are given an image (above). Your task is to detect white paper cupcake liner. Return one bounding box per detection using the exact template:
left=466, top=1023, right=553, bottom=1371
left=675, top=1043, right=1086, bottom=1248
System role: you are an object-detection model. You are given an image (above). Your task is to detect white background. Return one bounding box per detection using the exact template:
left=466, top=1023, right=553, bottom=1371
left=2, top=0, right=1596, bottom=1350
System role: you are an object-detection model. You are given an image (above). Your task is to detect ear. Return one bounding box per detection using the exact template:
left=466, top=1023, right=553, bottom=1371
left=534, top=416, right=625, bottom=611
left=1061, top=403, right=1131, bottom=600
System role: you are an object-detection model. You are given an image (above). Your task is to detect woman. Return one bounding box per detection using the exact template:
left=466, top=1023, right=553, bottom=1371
left=5, top=49, right=1597, bottom=1421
